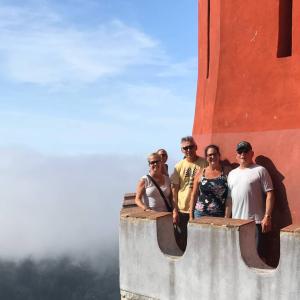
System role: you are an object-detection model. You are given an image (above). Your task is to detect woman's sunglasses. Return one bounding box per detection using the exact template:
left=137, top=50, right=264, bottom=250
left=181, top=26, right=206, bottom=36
left=207, top=152, right=218, bottom=157
left=149, top=160, right=161, bottom=165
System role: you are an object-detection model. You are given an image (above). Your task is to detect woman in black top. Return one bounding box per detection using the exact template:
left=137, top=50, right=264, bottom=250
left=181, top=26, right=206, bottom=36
left=189, top=145, right=231, bottom=219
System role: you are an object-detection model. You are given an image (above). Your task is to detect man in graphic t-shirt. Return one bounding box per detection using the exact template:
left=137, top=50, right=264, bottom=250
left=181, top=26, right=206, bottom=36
left=170, top=136, right=207, bottom=251
left=227, top=141, right=275, bottom=260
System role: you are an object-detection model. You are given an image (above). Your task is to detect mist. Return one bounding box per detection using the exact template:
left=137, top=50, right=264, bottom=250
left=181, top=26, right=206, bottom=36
left=0, top=147, right=146, bottom=299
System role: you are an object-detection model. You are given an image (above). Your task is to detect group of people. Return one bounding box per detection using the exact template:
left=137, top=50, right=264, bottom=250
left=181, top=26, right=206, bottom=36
left=134, top=136, right=274, bottom=260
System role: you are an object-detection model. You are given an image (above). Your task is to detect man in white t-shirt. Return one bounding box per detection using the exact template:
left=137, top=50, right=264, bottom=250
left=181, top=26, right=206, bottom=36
left=227, top=141, right=274, bottom=259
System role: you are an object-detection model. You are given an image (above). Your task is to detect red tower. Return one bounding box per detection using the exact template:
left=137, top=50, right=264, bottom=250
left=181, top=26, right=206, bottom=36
left=193, top=0, right=298, bottom=264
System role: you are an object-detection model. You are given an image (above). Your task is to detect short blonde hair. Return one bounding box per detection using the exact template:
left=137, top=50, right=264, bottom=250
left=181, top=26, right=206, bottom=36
left=147, top=152, right=161, bottom=162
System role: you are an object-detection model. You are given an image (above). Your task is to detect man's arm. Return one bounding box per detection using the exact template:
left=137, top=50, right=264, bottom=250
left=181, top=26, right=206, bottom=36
left=225, top=197, right=232, bottom=218
left=171, top=184, right=179, bottom=224
left=189, top=171, right=200, bottom=220
left=261, top=190, right=275, bottom=233
left=225, top=172, right=232, bottom=218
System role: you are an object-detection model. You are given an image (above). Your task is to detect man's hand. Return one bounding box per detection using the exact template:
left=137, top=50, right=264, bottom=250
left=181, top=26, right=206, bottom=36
left=261, top=215, right=272, bottom=233
left=262, top=191, right=274, bottom=233
left=172, top=209, right=179, bottom=224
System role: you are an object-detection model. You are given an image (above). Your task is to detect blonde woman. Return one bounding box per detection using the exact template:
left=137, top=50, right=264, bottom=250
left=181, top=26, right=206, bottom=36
left=135, top=153, right=173, bottom=212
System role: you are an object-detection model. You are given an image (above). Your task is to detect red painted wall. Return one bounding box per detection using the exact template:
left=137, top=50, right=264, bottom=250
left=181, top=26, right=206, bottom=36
left=193, top=0, right=299, bottom=236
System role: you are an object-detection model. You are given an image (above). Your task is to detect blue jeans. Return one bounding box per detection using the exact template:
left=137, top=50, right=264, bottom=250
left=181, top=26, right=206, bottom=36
left=256, top=224, right=267, bottom=260
left=174, top=212, right=189, bottom=252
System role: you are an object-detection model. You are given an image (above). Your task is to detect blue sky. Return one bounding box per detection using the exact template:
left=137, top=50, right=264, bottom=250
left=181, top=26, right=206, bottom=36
left=0, top=0, right=198, bottom=160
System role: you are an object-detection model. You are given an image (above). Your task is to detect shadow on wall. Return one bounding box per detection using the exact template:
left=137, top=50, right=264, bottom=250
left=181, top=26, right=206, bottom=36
left=255, top=155, right=292, bottom=267
left=223, top=156, right=292, bottom=267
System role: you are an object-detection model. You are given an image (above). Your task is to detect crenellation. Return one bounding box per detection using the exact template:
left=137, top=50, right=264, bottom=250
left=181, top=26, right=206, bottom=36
left=120, top=206, right=300, bottom=299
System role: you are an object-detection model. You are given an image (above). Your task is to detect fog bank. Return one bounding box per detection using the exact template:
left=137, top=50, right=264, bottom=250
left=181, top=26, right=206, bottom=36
left=0, top=148, right=145, bottom=260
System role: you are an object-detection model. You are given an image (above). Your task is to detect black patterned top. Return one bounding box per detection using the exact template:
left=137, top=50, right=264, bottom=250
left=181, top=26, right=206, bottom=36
left=194, top=168, right=228, bottom=217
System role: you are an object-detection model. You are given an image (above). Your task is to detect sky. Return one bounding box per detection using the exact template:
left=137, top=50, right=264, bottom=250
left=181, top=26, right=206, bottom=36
left=0, top=0, right=198, bottom=159
left=0, top=0, right=198, bottom=260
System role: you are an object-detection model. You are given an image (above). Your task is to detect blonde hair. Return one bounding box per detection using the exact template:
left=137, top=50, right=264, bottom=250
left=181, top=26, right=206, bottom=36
left=147, top=152, right=161, bottom=162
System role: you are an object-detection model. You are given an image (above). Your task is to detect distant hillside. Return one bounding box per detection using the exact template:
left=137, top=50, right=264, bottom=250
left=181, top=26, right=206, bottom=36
left=0, top=256, right=119, bottom=300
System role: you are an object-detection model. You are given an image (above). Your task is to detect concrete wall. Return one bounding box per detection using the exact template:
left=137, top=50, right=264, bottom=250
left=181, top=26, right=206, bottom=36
left=120, top=208, right=300, bottom=300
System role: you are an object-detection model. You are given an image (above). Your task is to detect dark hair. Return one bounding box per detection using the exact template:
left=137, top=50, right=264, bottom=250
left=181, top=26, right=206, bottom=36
left=156, top=148, right=167, bottom=155
left=204, top=144, right=220, bottom=157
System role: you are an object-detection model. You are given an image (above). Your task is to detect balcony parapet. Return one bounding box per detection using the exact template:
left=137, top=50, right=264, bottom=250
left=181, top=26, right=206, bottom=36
left=120, top=195, right=300, bottom=300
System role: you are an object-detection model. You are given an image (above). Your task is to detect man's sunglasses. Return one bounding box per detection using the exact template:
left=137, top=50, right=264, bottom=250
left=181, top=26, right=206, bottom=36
left=237, top=149, right=250, bottom=155
left=149, top=160, right=161, bottom=165
left=182, top=145, right=196, bottom=151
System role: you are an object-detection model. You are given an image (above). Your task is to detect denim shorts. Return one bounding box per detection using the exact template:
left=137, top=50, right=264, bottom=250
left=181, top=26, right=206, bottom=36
left=194, top=209, right=224, bottom=218
left=194, top=209, right=206, bottom=218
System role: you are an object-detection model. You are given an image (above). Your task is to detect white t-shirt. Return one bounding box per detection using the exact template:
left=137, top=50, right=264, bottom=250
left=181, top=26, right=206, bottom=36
left=142, top=175, right=171, bottom=212
left=227, top=164, right=273, bottom=223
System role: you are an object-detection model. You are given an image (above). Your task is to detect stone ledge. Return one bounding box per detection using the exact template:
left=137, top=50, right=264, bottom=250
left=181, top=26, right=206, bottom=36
left=120, top=207, right=170, bottom=220
left=121, top=290, right=158, bottom=300
left=123, top=193, right=136, bottom=208
left=281, top=224, right=300, bottom=234
left=189, top=216, right=253, bottom=228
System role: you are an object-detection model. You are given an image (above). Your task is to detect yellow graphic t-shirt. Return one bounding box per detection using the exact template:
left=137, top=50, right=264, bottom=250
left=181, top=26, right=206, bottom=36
left=170, top=157, right=207, bottom=213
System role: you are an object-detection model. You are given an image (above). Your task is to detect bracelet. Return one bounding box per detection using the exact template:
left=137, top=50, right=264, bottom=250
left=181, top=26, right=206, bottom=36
left=264, top=214, right=271, bottom=219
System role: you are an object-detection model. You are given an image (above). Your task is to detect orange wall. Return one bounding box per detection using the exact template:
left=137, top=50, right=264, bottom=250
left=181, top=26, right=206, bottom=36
left=193, top=1, right=300, bottom=226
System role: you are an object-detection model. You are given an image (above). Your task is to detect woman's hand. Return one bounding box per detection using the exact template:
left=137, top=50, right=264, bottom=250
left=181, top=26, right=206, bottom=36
left=135, top=179, right=146, bottom=210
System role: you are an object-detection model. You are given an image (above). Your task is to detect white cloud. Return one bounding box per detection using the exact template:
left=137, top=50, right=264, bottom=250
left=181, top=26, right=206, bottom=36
left=0, top=3, right=61, bottom=28
left=0, top=109, right=132, bottom=154
left=157, top=56, right=198, bottom=78
left=99, top=82, right=195, bottom=124
left=0, top=4, right=165, bottom=86
left=0, top=79, right=195, bottom=158
left=0, top=2, right=197, bottom=160
left=0, top=148, right=146, bottom=260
